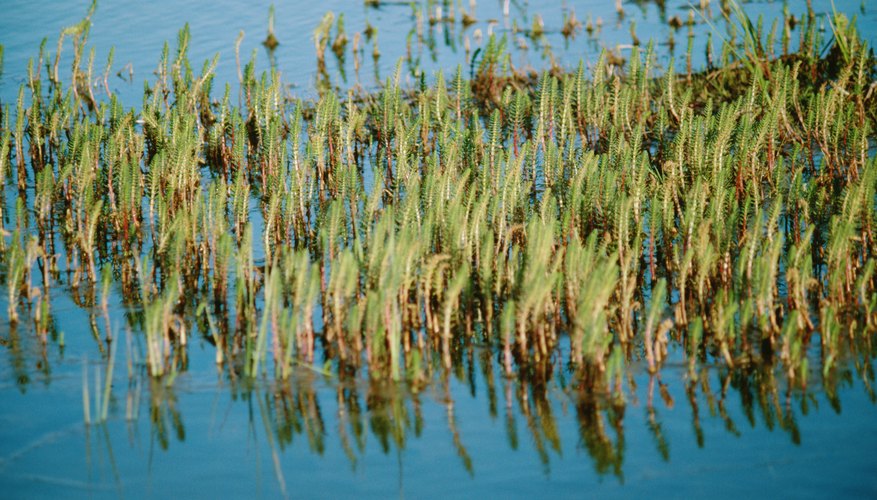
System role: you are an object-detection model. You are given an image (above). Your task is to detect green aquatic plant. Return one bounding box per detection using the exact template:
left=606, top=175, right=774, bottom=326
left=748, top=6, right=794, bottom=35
left=0, top=3, right=875, bottom=406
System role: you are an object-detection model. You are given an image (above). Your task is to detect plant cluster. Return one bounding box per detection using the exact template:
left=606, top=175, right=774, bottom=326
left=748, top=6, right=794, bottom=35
left=0, top=3, right=875, bottom=402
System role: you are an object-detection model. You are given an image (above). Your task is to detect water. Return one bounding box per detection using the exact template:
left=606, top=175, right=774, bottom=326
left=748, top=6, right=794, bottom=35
left=2, top=0, right=877, bottom=497
left=2, top=0, right=875, bottom=105
left=2, top=347, right=876, bottom=497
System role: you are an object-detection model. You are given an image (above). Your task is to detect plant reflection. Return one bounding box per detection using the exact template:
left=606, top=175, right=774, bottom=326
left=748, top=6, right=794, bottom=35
left=86, top=340, right=866, bottom=488
left=0, top=320, right=871, bottom=490
left=147, top=379, right=184, bottom=451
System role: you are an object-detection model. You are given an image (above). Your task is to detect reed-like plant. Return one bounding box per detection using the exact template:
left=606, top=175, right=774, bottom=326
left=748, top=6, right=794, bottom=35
left=0, top=1, right=874, bottom=401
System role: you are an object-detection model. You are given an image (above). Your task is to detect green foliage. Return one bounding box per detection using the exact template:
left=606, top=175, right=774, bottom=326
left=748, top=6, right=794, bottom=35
left=0, top=5, right=875, bottom=400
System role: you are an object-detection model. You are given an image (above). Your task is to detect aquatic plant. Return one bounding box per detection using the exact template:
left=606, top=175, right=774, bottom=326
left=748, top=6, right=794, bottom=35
left=0, top=2, right=874, bottom=410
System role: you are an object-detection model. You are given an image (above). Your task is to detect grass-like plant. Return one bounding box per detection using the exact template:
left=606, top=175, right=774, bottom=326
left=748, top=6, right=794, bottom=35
left=0, top=1, right=874, bottom=407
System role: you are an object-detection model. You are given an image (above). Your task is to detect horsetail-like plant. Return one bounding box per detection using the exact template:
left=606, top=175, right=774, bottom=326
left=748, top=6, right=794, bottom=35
left=0, top=2, right=874, bottom=406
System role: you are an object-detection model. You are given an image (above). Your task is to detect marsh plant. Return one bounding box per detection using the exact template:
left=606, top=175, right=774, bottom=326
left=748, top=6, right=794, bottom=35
left=0, top=1, right=875, bottom=412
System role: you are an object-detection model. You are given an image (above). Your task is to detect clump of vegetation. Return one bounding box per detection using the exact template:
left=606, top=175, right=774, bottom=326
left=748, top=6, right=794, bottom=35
left=0, top=2, right=875, bottom=413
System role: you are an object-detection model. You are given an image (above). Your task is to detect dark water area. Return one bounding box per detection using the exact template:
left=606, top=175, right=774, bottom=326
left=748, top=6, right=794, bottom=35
left=2, top=0, right=877, bottom=498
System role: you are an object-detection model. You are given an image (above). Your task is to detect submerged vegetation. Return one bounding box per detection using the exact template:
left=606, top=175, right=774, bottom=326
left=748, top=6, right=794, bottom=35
left=0, top=1, right=876, bottom=476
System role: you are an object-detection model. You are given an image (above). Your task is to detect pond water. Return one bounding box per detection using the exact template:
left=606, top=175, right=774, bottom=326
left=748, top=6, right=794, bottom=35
left=2, top=339, right=876, bottom=498
left=2, top=0, right=875, bottom=104
left=2, top=0, right=877, bottom=498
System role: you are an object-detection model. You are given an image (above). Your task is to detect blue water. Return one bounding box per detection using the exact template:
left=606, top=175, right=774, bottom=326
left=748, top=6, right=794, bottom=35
left=2, top=0, right=875, bottom=105
left=2, top=0, right=877, bottom=497
left=2, top=350, right=875, bottom=497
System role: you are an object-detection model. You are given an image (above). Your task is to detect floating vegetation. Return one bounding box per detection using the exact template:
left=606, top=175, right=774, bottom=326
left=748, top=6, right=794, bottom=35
left=0, top=1, right=875, bottom=430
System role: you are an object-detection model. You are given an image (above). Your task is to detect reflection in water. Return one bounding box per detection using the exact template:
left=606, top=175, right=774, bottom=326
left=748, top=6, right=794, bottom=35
left=2, top=300, right=875, bottom=493
left=0, top=327, right=866, bottom=496
left=70, top=339, right=871, bottom=493
left=570, top=366, right=626, bottom=479
left=147, top=379, right=185, bottom=452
